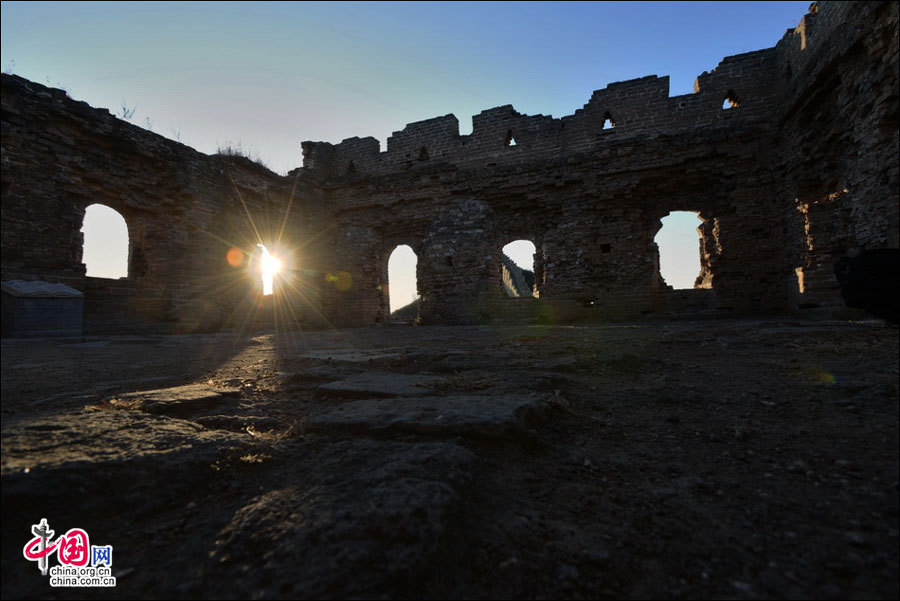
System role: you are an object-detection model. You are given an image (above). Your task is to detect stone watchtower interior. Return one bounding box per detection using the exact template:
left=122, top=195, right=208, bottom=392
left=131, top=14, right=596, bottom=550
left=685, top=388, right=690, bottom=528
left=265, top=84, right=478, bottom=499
left=1, top=1, right=897, bottom=333
left=1, top=3, right=897, bottom=600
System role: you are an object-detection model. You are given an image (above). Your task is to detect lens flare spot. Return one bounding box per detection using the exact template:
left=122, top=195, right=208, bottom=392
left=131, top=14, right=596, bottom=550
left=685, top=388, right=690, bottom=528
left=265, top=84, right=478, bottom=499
left=817, top=370, right=837, bottom=384
left=804, top=366, right=838, bottom=385
left=326, top=271, right=353, bottom=291
left=226, top=247, right=244, bottom=267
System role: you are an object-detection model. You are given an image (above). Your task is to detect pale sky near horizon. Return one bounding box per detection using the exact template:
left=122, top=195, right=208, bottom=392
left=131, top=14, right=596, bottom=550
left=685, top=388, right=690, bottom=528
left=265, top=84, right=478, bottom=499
left=2, top=1, right=811, bottom=312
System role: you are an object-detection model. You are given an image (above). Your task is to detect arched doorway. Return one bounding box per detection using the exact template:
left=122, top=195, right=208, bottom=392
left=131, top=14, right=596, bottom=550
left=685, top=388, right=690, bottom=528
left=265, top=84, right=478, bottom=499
left=387, top=244, right=419, bottom=317
left=501, top=239, right=537, bottom=297
left=81, top=204, right=129, bottom=278
left=655, top=211, right=704, bottom=289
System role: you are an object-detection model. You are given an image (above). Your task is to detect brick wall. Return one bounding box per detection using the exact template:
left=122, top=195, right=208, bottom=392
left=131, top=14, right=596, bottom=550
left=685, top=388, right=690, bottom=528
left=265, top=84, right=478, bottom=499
left=2, top=1, right=896, bottom=329
left=1, top=75, right=332, bottom=332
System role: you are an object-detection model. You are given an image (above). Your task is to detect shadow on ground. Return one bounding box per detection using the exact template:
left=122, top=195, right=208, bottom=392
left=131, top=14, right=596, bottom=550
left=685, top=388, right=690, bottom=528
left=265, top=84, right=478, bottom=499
left=2, top=319, right=898, bottom=599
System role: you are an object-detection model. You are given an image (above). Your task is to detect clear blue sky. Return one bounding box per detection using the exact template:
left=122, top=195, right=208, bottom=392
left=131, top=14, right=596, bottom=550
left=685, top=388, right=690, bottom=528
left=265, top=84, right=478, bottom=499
left=2, top=1, right=811, bottom=309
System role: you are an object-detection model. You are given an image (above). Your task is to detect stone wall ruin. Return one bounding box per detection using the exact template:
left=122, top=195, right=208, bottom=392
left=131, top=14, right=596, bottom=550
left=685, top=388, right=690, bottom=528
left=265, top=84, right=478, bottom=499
left=1, top=1, right=897, bottom=332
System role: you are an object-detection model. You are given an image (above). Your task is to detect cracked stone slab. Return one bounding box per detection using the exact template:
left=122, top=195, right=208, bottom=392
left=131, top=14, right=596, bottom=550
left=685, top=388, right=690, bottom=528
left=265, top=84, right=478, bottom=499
left=115, top=383, right=240, bottom=417
left=317, top=372, right=444, bottom=398
left=1, top=409, right=245, bottom=474
left=307, top=394, right=554, bottom=437
left=297, top=348, right=407, bottom=363
left=282, top=365, right=363, bottom=388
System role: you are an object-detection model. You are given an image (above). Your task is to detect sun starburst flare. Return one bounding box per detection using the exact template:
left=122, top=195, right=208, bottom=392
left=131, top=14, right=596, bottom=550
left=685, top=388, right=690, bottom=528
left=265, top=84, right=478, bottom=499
left=257, top=243, right=281, bottom=296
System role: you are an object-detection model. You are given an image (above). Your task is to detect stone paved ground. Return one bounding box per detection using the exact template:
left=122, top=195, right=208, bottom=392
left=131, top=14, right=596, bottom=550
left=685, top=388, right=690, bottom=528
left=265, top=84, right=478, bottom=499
left=1, top=319, right=897, bottom=599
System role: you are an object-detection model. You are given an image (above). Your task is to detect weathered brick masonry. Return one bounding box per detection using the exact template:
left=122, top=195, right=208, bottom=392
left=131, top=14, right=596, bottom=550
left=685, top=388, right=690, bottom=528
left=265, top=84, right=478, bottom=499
left=1, top=85, right=331, bottom=332
left=1, top=1, right=897, bottom=330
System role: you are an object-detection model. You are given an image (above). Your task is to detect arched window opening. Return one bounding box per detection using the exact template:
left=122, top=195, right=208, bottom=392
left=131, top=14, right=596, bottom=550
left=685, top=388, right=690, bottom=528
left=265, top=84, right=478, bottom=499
left=602, top=112, right=616, bottom=130
left=505, top=130, right=517, bottom=147
left=388, top=245, right=418, bottom=315
left=655, top=211, right=704, bottom=289
left=722, top=90, right=739, bottom=109
left=501, top=239, right=537, bottom=298
left=417, top=147, right=429, bottom=161
left=81, top=204, right=129, bottom=278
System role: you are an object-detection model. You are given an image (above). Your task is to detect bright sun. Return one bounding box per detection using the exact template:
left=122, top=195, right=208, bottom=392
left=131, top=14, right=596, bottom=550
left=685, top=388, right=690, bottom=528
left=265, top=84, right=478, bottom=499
left=257, top=244, right=282, bottom=295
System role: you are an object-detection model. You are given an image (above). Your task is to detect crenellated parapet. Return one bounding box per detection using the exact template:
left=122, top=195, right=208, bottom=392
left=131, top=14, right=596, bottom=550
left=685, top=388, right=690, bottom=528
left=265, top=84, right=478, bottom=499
left=300, top=47, right=778, bottom=179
